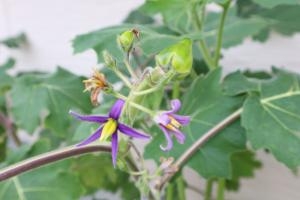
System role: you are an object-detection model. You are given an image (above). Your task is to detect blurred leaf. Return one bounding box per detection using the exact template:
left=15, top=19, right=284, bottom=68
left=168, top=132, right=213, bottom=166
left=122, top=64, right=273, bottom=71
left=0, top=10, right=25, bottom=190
left=0, top=58, right=15, bottom=94
left=10, top=67, right=93, bottom=136
left=0, top=33, right=27, bottom=48
left=223, top=71, right=261, bottom=96
left=242, top=68, right=300, bottom=169
left=123, top=9, right=155, bottom=24
left=73, top=24, right=202, bottom=63
left=139, top=0, right=197, bottom=33
left=226, top=150, right=262, bottom=191
left=145, top=69, right=247, bottom=178
left=252, top=0, right=299, bottom=8
left=72, top=154, right=139, bottom=200
left=258, top=5, right=300, bottom=35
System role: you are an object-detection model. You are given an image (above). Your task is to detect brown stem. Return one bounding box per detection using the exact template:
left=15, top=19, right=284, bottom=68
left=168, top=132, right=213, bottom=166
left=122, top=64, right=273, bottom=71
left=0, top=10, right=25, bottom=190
left=0, top=144, right=111, bottom=181
left=0, top=112, right=21, bottom=146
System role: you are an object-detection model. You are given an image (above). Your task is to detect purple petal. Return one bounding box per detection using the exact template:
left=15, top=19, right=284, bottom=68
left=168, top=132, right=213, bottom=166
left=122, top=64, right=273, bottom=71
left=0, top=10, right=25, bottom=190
left=154, top=113, right=170, bottom=127
left=111, top=132, right=118, bottom=168
left=160, top=126, right=173, bottom=151
left=171, top=114, right=190, bottom=126
left=166, top=99, right=181, bottom=114
left=118, top=123, right=151, bottom=139
left=69, top=110, right=108, bottom=123
left=76, top=127, right=102, bottom=146
left=171, top=129, right=186, bottom=144
left=109, top=99, right=125, bottom=120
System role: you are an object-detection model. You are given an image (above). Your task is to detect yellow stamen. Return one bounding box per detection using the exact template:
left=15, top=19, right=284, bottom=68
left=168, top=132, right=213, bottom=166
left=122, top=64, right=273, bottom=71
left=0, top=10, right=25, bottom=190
left=165, top=116, right=181, bottom=131
left=99, top=118, right=117, bottom=141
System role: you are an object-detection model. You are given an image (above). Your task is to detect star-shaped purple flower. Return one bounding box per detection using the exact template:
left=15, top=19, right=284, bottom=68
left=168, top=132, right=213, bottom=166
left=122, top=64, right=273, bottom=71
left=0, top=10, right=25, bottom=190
left=69, top=99, right=150, bottom=167
left=154, top=99, right=190, bottom=151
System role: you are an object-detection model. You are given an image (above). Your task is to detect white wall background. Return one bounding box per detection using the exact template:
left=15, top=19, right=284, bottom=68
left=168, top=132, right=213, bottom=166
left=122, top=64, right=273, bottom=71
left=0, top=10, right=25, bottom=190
left=1, top=0, right=300, bottom=199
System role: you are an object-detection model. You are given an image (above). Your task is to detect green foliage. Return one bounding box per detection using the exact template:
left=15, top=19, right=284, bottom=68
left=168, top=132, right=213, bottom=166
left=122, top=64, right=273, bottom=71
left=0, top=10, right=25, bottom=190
left=72, top=154, right=139, bottom=200
left=10, top=68, right=93, bottom=136
left=226, top=150, right=262, bottom=190
left=145, top=69, right=246, bottom=179
left=241, top=69, right=300, bottom=169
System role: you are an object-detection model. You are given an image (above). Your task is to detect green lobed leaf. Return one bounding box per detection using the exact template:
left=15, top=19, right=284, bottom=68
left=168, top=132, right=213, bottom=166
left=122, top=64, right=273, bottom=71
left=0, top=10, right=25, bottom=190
left=242, top=68, right=300, bottom=169
left=145, top=69, right=246, bottom=178
left=10, top=67, right=93, bottom=136
left=226, top=150, right=262, bottom=191
left=252, top=0, right=299, bottom=8
left=0, top=140, right=85, bottom=200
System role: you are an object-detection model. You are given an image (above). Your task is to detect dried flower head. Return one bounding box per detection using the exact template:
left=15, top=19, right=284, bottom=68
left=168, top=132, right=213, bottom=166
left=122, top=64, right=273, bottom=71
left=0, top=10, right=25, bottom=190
left=83, top=69, right=108, bottom=106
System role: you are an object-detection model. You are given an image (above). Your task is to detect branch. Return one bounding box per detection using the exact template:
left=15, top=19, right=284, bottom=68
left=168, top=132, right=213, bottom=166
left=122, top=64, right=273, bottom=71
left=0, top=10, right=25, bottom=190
left=0, top=112, right=21, bottom=146
left=157, top=108, right=242, bottom=190
left=0, top=144, right=111, bottom=181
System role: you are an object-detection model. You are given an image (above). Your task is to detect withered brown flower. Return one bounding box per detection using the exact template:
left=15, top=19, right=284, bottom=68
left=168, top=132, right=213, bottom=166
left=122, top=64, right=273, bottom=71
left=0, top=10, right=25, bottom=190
left=83, top=69, right=108, bottom=106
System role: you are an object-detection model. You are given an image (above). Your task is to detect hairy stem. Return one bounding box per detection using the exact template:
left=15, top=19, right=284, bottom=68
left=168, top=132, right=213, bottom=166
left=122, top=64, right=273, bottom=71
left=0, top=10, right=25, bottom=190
left=213, top=0, right=231, bottom=67
left=157, top=108, right=242, bottom=190
left=0, top=144, right=111, bottom=181
left=124, top=58, right=138, bottom=80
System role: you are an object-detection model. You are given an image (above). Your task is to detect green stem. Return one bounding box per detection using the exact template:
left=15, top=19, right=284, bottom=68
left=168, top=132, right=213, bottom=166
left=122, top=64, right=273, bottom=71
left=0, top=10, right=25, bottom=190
left=124, top=58, right=138, bottom=79
left=113, top=92, right=155, bottom=116
left=214, top=0, right=231, bottom=67
left=114, top=69, right=132, bottom=88
left=191, top=1, right=215, bottom=70
left=204, top=179, right=214, bottom=200
left=216, top=179, right=225, bottom=200
left=172, top=81, right=180, bottom=99
left=166, top=183, right=174, bottom=200
left=176, top=175, right=186, bottom=200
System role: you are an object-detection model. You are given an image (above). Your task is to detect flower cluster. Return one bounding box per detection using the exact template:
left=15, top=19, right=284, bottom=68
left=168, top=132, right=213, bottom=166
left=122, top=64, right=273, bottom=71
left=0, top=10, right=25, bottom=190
left=70, top=98, right=190, bottom=166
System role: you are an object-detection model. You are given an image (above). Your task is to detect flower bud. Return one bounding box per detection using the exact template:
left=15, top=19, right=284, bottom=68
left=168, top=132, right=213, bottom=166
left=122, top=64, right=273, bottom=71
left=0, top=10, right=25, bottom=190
left=102, top=50, right=116, bottom=69
left=117, top=29, right=139, bottom=53
left=155, top=38, right=193, bottom=74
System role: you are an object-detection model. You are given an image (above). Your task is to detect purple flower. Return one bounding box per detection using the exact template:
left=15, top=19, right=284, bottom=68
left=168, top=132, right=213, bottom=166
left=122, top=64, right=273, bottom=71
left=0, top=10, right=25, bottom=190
left=69, top=99, right=150, bottom=167
left=154, top=99, right=190, bottom=151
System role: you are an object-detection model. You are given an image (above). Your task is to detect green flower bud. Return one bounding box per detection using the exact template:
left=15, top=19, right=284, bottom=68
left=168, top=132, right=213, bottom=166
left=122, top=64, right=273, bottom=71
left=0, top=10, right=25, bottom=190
left=117, top=29, right=138, bottom=53
left=155, top=38, right=193, bottom=74
left=102, top=50, right=116, bottom=68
